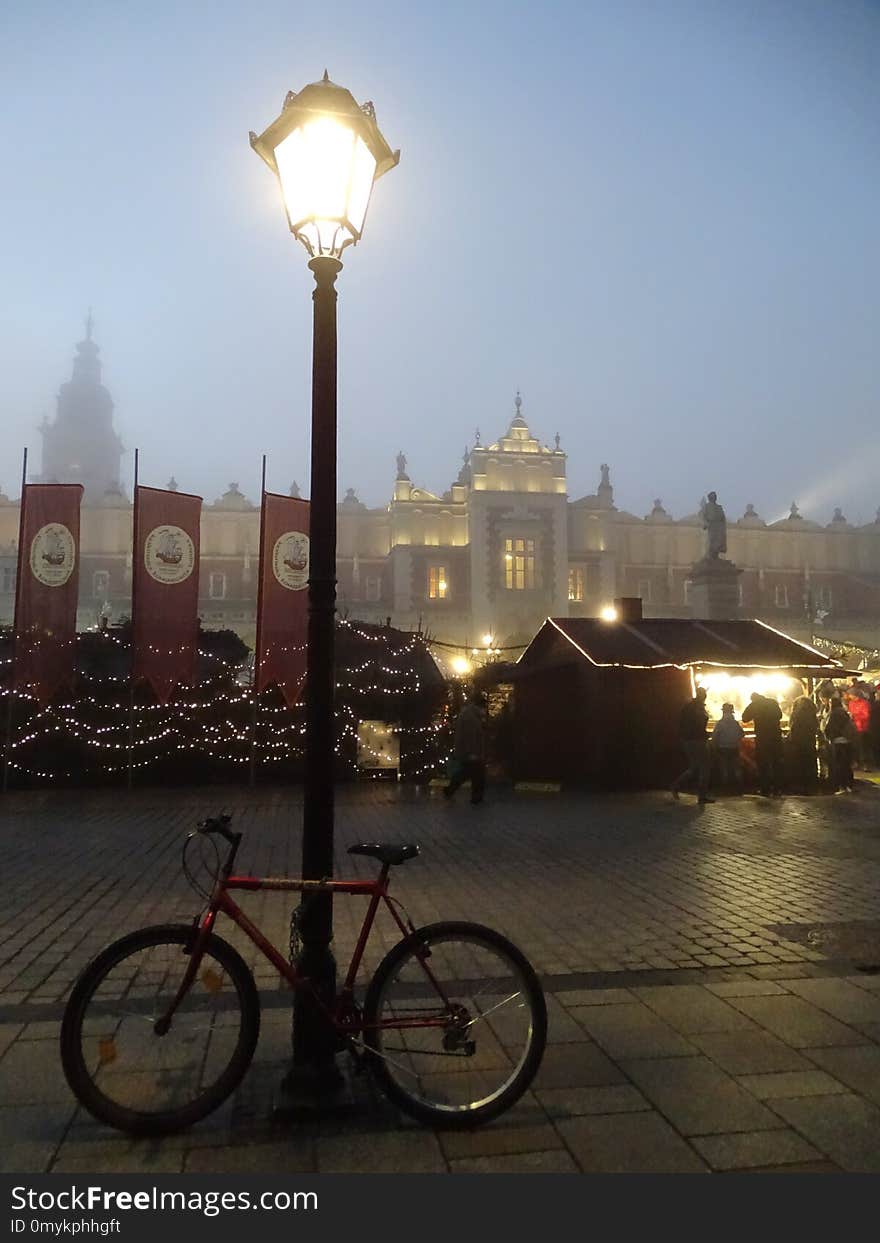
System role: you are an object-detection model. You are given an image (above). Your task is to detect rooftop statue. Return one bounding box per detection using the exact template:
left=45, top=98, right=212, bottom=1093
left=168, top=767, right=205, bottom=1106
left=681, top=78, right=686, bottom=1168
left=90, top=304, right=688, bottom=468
left=701, top=491, right=727, bottom=559
left=395, top=451, right=408, bottom=480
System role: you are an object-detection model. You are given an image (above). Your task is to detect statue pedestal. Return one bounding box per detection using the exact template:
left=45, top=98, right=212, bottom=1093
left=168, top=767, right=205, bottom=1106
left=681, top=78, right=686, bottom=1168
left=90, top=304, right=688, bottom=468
left=688, top=557, right=741, bottom=620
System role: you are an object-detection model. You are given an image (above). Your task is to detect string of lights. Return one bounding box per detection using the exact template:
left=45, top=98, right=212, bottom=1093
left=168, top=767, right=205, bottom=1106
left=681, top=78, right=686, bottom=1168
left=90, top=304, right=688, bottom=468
left=1, top=620, right=453, bottom=785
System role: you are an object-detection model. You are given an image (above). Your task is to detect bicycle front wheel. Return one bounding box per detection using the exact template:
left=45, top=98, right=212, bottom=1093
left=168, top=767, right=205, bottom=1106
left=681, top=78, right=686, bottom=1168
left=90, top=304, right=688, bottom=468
left=60, top=924, right=260, bottom=1136
left=363, top=921, right=546, bottom=1129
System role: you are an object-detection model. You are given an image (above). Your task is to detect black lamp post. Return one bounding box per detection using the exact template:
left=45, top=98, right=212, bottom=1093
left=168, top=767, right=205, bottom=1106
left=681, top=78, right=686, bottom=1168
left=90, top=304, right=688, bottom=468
left=250, top=74, right=398, bottom=1079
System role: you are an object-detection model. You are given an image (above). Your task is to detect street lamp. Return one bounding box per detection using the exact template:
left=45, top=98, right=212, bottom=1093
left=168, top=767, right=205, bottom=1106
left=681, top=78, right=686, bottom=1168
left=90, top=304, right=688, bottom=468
left=251, top=73, right=398, bottom=1087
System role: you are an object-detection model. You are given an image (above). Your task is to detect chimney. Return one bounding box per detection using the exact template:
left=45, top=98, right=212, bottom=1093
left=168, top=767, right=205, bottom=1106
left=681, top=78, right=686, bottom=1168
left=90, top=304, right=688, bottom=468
left=614, top=596, right=643, bottom=622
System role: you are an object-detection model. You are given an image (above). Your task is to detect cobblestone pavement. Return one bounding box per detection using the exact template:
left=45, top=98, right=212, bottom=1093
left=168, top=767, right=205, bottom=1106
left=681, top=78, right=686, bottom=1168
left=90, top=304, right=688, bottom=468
left=2, top=781, right=880, bottom=1174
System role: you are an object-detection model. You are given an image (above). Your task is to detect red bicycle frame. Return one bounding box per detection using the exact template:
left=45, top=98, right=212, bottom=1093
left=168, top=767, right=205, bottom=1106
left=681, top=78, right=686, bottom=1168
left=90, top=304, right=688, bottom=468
left=166, top=859, right=453, bottom=1038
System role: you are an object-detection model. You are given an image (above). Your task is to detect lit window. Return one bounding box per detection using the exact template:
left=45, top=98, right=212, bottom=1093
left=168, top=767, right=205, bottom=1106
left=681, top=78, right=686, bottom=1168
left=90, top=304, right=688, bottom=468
left=428, top=565, right=448, bottom=600
left=684, top=580, right=694, bottom=605
left=92, top=570, right=110, bottom=598
left=637, top=579, right=652, bottom=604
left=209, top=572, right=227, bottom=600
left=568, top=567, right=584, bottom=602
left=365, top=576, right=381, bottom=602
left=775, top=584, right=788, bottom=608
left=504, top=538, right=535, bottom=590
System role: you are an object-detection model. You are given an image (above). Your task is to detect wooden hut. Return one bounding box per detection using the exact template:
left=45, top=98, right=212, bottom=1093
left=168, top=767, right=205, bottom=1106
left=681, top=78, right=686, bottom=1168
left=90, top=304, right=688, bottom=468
left=508, top=602, right=848, bottom=788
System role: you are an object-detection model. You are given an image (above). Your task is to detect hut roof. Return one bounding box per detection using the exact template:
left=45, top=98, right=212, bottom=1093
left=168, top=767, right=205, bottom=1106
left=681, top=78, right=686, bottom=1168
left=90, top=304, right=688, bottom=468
left=518, top=617, right=849, bottom=677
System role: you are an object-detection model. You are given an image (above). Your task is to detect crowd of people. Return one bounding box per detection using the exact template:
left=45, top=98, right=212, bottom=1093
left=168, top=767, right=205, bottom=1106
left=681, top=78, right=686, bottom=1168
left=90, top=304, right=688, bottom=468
left=671, top=676, right=880, bottom=802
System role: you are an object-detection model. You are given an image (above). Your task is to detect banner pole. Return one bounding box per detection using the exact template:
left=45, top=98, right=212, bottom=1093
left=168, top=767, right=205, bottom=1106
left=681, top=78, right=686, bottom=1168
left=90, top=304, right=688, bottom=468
left=2, top=448, right=27, bottom=795
left=126, top=448, right=139, bottom=791
left=249, top=455, right=267, bottom=787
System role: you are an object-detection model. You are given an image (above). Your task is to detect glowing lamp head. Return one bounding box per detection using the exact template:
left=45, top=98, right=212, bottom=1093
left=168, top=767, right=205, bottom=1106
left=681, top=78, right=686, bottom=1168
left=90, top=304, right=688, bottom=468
left=482, top=634, right=494, bottom=648
left=600, top=605, right=618, bottom=622
left=250, top=72, right=400, bottom=259
left=450, top=656, right=472, bottom=677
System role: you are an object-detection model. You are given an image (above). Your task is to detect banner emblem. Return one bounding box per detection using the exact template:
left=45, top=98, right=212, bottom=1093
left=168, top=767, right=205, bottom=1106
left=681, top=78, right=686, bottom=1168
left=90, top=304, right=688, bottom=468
left=29, top=523, right=76, bottom=587
left=144, top=525, right=195, bottom=584
left=272, top=531, right=309, bottom=591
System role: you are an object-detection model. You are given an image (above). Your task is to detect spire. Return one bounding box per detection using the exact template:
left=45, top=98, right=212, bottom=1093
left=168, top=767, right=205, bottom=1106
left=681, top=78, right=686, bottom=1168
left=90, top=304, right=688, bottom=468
left=167, top=476, right=178, bottom=492
left=72, top=314, right=101, bottom=385
left=290, top=480, right=301, bottom=498
left=511, top=390, right=527, bottom=429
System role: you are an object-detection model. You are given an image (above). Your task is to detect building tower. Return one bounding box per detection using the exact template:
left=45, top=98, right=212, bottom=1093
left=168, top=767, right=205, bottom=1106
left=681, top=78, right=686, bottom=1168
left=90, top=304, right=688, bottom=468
left=38, top=313, right=124, bottom=499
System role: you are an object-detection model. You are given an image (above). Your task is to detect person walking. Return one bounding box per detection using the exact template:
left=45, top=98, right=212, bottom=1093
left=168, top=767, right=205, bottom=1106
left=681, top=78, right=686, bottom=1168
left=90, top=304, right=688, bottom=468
left=711, top=702, right=744, bottom=791
left=444, top=691, right=487, bottom=805
left=742, top=691, right=784, bottom=796
left=824, top=694, right=856, bottom=793
left=671, top=687, right=715, bottom=804
left=788, top=692, right=820, bottom=792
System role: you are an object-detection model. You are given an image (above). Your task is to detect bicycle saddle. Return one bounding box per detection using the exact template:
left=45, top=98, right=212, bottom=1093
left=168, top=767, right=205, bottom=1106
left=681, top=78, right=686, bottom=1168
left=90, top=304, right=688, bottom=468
left=347, top=843, right=420, bottom=866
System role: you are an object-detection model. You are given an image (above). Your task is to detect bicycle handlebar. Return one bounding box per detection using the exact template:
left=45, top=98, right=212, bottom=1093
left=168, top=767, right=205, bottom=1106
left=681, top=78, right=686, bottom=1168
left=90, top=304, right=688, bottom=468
left=198, top=815, right=240, bottom=848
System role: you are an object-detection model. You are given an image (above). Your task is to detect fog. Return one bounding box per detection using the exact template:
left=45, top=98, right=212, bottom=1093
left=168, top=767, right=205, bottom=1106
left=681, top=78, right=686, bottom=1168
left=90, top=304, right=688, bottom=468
left=2, top=0, right=878, bottom=523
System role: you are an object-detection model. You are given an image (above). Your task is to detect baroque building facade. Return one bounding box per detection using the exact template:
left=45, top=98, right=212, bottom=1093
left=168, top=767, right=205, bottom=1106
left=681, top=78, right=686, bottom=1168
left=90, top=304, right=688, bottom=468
left=2, top=332, right=880, bottom=652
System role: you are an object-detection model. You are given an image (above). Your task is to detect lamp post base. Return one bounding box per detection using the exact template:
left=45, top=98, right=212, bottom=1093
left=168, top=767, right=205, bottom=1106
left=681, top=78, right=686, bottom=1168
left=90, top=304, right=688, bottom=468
left=272, top=1058, right=351, bottom=1122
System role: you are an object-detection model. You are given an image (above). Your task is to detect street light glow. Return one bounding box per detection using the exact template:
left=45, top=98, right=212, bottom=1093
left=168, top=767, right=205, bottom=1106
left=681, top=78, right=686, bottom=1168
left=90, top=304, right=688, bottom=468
left=600, top=605, right=618, bottom=622
left=250, top=72, right=399, bottom=260
left=482, top=633, right=494, bottom=647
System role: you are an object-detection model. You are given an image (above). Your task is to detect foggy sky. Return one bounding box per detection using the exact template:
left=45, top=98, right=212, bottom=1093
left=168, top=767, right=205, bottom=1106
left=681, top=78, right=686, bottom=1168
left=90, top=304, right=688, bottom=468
left=2, top=0, right=878, bottom=524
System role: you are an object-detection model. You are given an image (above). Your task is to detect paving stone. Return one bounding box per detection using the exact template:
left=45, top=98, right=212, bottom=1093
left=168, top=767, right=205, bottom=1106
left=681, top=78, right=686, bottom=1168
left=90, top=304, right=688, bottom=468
left=726, top=995, right=868, bottom=1048
left=544, top=995, right=593, bottom=1043
left=782, top=978, right=880, bottom=1025
left=555, top=988, right=636, bottom=1007
left=440, top=1119, right=563, bottom=1161
left=632, top=985, right=757, bottom=1034
left=558, top=1112, right=708, bottom=1173
left=449, top=1149, right=579, bottom=1174
left=769, top=1094, right=880, bottom=1173
left=0, top=1023, right=24, bottom=1061
left=737, top=1070, right=851, bottom=1100
left=0, top=1039, right=76, bottom=1105
left=0, top=1102, right=75, bottom=1174
left=690, top=1030, right=812, bottom=1076
left=706, top=981, right=787, bottom=998
left=532, top=1042, right=626, bottom=1090
left=804, top=1045, right=880, bottom=1108
left=622, top=1056, right=779, bottom=1136
left=691, top=1128, right=822, bottom=1171
left=52, top=1143, right=185, bottom=1174
left=316, top=1130, right=446, bottom=1173
left=572, top=1003, right=696, bottom=1059
left=185, top=1142, right=315, bottom=1173
left=537, top=1084, right=650, bottom=1120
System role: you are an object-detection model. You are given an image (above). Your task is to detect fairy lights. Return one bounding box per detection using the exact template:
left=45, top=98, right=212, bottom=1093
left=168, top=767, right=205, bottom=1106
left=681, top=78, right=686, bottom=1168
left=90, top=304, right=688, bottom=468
left=0, top=617, right=453, bottom=784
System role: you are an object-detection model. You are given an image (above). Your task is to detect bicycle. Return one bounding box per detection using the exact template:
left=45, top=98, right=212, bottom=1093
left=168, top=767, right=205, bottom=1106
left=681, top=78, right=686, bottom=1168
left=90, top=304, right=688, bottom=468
left=60, top=814, right=547, bottom=1136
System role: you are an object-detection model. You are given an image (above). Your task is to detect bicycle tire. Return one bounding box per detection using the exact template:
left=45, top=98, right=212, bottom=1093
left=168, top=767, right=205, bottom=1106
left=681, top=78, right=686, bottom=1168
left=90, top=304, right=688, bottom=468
left=60, top=924, right=260, bottom=1136
left=363, top=921, right=546, bottom=1129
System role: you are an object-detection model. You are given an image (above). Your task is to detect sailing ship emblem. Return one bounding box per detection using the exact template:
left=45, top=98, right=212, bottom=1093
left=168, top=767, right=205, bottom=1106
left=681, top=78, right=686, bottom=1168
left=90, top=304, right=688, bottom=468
left=144, top=525, right=195, bottom=584
left=154, top=530, right=183, bottom=566
left=273, top=531, right=309, bottom=590
left=30, top=523, right=76, bottom=587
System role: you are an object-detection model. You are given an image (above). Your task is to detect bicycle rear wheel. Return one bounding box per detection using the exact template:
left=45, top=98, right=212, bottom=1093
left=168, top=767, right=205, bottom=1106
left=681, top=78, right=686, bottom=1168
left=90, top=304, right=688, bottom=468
left=60, top=924, right=260, bottom=1136
left=363, top=921, right=546, bottom=1128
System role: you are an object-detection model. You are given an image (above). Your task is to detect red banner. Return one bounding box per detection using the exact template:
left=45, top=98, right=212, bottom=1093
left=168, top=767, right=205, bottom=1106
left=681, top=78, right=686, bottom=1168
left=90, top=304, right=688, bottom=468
left=132, top=486, right=202, bottom=703
left=13, top=484, right=84, bottom=702
left=255, top=493, right=310, bottom=706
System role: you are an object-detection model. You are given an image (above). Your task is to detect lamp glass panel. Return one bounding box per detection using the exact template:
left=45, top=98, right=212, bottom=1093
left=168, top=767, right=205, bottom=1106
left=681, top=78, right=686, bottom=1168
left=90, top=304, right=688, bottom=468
left=275, top=118, right=354, bottom=224
left=346, top=135, right=377, bottom=236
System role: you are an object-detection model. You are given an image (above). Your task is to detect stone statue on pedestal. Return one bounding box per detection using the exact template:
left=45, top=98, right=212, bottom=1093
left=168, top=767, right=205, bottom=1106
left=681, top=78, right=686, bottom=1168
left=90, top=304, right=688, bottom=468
left=395, top=451, right=408, bottom=480
left=701, top=491, right=727, bottom=559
